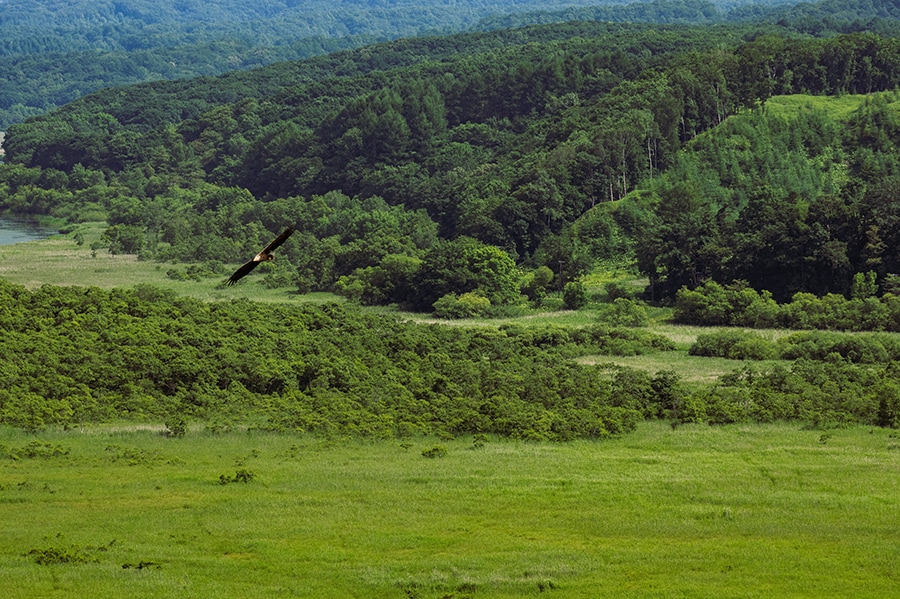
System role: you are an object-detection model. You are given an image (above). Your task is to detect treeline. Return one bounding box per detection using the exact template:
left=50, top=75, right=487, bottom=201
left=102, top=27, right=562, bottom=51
left=1, top=280, right=897, bottom=434
left=674, top=279, right=900, bottom=331
left=0, top=35, right=382, bottom=129
left=0, top=0, right=674, bottom=129
left=1, top=0, right=895, bottom=128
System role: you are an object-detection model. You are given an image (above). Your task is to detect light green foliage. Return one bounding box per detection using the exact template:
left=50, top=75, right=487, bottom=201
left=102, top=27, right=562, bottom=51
left=851, top=270, right=879, bottom=299
left=689, top=329, right=778, bottom=360
left=763, top=94, right=876, bottom=122
left=0, top=424, right=898, bottom=598
left=0, top=280, right=670, bottom=440
left=675, top=280, right=900, bottom=332
left=411, top=237, right=522, bottom=311
left=432, top=291, right=491, bottom=319
left=598, top=297, right=649, bottom=327
left=520, top=265, right=555, bottom=302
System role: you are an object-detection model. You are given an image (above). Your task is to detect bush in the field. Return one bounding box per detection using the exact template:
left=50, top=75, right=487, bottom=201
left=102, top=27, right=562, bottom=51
left=689, top=329, right=777, bottom=360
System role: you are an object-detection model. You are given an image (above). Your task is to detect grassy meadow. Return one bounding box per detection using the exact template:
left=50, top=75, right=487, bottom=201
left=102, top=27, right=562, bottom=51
left=762, top=93, right=884, bottom=122
left=1, top=423, right=898, bottom=598
left=0, top=223, right=337, bottom=303
left=3, top=224, right=900, bottom=597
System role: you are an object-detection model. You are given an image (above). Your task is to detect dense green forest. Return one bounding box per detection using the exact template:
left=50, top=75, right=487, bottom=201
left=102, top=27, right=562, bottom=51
left=2, top=281, right=897, bottom=435
left=3, top=2, right=900, bottom=314
left=0, top=0, right=880, bottom=129
left=0, top=0, right=800, bottom=129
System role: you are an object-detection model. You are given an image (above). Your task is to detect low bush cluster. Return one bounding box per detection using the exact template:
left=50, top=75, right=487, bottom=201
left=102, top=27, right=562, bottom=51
left=689, top=329, right=900, bottom=364
left=690, top=330, right=778, bottom=360
left=0, top=441, right=69, bottom=461
left=675, top=361, right=900, bottom=429
left=0, top=281, right=671, bottom=440
left=2, top=280, right=897, bottom=438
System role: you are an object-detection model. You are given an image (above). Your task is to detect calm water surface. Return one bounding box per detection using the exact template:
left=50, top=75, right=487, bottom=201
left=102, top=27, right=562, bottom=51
left=0, top=216, right=57, bottom=245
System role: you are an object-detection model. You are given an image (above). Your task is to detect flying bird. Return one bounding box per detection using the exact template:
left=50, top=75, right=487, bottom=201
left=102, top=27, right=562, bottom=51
left=225, top=228, right=294, bottom=285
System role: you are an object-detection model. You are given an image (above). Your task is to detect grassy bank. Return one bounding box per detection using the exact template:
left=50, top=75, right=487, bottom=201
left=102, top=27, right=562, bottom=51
left=0, top=223, right=329, bottom=303
left=1, top=423, right=898, bottom=598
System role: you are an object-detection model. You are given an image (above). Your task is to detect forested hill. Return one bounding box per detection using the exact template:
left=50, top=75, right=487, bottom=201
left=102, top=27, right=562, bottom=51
left=0, top=0, right=789, bottom=129
left=475, top=0, right=900, bottom=35
left=3, top=0, right=895, bottom=134
left=3, top=8, right=900, bottom=312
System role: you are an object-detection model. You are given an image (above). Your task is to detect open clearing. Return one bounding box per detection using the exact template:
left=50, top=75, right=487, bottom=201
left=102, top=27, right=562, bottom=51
left=1, top=422, right=898, bottom=598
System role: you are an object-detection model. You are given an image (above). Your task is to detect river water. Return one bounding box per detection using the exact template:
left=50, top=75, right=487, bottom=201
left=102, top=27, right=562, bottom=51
left=0, top=215, right=57, bottom=245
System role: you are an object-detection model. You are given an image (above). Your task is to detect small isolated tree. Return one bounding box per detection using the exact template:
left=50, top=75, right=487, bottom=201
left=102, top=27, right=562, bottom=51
left=602, top=298, right=649, bottom=327
left=433, top=291, right=491, bottom=319
left=101, top=224, right=145, bottom=254
left=563, top=280, right=588, bottom=310
left=410, top=237, right=520, bottom=311
left=851, top=271, right=878, bottom=299
left=521, top=265, right=555, bottom=302
left=164, top=414, right=187, bottom=438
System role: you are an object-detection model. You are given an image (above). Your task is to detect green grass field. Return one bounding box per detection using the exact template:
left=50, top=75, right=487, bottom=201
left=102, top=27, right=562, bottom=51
left=1, top=423, right=898, bottom=598
left=763, top=93, right=882, bottom=122
left=2, top=207, right=900, bottom=597
left=0, top=223, right=336, bottom=304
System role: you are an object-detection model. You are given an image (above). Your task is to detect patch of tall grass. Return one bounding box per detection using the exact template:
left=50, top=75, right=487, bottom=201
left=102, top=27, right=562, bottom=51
left=1, top=423, right=898, bottom=598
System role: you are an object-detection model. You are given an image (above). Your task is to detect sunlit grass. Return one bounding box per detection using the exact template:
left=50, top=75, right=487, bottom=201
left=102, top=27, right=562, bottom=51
left=764, top=92, right=900, bottom=122
left=577, top=352, right=787, bottom=385
left=0, top=223, right=344, bottom=304
left=1, top=423, right=898, bottom=598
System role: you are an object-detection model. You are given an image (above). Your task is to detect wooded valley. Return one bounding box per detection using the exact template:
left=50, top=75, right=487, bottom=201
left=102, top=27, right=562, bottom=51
left=4, top=6, right=900, bottom=599
left=1, top=0, right=900, bottom=436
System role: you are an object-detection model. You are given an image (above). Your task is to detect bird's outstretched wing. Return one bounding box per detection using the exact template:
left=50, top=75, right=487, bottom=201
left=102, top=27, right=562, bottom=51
left=225, top=260, right=260, bottom=285
left=262, top=228, right=294, bottom=253
left=224, top=228, right=295, bottom=285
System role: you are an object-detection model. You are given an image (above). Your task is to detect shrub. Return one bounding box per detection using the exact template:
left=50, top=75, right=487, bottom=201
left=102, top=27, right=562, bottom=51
left=674, top=281, right=731, bottom=325
left=778, top=331, right=894, bottom=363
left=604, top=281, right=638, bottom=301
left=0, top=442, right=69, bottom=460
left=421, top=446, right=447, bottom=458
left=563, top=280, right=588, bottom=310
left=876, top=379, right=900, bottom=428
left=25, top=539, right=113, bottom=565
left=164, top=415, right=187, bottom=438
left=219, top=469, right=255, bottom=484
left=521, top=266, right=555, bottom=301
left=729, top=336, right=779, bottom=360
left=27, top=545, right=96, bottom=566
left=599, top=298, right=649, bottom=327
left=432, top=292, right=491, bottom=319
left=689, top=330, right=776, bottom=360
left=672, top=393, right=708, bottom=425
